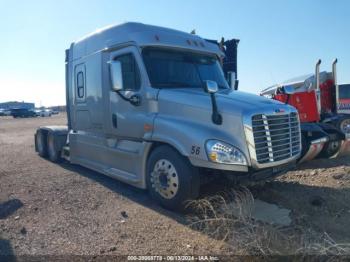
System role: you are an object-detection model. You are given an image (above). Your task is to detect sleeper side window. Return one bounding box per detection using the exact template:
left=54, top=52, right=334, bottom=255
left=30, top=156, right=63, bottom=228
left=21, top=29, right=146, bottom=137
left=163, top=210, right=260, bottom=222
left=114, top=54, right=141, bottom=91
left=76, top=71, right=85, bottom=98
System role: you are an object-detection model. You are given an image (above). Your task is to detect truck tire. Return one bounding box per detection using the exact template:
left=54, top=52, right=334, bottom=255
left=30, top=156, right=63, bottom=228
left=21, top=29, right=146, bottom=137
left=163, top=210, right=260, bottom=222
left=319, top=140, right=341, bottom=158
left=336, top=116, right=350, bottom=134
left=146, top=145, right=200, bottom=211
left=36, top=130, right=47, bottom=157
left=47, top=132, right=62, bottom=163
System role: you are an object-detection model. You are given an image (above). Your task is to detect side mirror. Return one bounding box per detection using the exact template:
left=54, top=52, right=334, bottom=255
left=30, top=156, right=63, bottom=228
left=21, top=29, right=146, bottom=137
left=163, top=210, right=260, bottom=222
left=110, top=61, right=123, bottom=91
left=204, top=80, right=218, bottom=93
left=282, top=86, right=295, bottom=95
left=227, top=71, right=239, bottom=90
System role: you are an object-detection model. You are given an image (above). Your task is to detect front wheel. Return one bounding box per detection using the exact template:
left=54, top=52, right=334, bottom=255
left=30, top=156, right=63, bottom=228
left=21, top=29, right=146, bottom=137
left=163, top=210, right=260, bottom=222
left=319, top=140, right=341, bottom=158
left=146, top=145, right=200, bottom=211
left=337, top=116, right=350, bottom=134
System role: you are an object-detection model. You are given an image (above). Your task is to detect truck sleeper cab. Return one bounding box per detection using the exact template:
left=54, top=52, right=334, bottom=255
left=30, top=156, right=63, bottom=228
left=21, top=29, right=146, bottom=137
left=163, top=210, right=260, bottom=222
left=35, top=22, right=301, bottom=210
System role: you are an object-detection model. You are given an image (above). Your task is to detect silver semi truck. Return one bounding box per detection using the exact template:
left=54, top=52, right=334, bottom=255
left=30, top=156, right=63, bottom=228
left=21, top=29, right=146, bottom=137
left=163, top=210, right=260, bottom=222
left=35, top=22, right=301, bottom=210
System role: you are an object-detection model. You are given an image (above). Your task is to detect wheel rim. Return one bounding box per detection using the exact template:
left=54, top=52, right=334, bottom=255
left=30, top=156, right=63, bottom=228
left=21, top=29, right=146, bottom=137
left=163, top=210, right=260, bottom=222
left=340, top=119, right=350, bottom=134
left=329, top=140, right=340, bottom=153
left=150, top=159, right=179, bottom=199
left=37, top=132, right=44, bottom=153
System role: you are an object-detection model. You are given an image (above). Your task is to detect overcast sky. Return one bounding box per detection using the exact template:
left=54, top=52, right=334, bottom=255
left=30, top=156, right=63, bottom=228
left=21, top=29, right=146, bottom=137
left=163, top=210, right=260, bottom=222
left=0, top=0, right=349, bottom=106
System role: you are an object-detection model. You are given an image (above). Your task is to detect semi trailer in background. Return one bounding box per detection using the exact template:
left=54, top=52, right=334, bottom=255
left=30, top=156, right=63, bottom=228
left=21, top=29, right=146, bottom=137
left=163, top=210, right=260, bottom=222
left=338, top=83, right=350, bottom=115
left=34, top=22, right=301, bottom=210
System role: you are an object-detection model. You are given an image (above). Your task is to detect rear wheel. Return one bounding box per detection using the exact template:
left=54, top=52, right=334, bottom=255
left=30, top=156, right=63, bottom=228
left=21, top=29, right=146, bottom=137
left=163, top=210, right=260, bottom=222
left=146, top=145, right=200, bottom=211
left=36, top=130, right=47, bottom=157
left=47, top=132, right=62, bottom=162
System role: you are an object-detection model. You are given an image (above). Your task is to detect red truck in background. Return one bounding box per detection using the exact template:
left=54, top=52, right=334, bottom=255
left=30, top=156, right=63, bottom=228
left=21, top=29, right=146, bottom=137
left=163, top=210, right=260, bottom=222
left=260, top=60, right=350, bottom=162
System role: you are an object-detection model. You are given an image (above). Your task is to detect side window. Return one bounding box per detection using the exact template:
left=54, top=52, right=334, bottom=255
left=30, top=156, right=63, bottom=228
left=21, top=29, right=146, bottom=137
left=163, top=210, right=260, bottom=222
left=114, top=54, right=141, bottom=90
left=76, top=71, right=85, bottom=98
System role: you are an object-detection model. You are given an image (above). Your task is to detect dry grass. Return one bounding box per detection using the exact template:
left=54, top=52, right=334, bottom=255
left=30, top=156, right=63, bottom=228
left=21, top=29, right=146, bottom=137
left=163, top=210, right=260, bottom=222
left=187, top=187, right=350, bottom=257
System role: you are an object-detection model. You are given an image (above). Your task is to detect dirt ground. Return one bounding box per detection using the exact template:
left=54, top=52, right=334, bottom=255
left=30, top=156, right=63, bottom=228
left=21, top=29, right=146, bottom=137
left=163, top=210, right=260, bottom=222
left=1, top=114, right=350, bottom=257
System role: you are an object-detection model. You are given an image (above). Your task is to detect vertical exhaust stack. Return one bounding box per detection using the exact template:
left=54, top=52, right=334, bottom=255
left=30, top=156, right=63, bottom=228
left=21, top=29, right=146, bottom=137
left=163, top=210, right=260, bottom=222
left=315, top=59, right=322, bottom=114
left=332, top=58, right=338, bottom=85
left=333, top=59, right=339, bottom=113
left=315, top=59, right=321, bottom=91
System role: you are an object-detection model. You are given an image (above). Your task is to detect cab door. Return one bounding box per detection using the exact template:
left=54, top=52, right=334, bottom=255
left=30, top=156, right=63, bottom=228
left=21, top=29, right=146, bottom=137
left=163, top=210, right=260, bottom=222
left=107, top=46, right=157, bottom=140
left=73, top=63, right=91, bottom=130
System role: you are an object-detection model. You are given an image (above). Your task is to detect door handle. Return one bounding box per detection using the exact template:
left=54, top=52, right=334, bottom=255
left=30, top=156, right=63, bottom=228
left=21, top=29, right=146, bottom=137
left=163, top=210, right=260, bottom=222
left=112, top=114, right=117, bottom=128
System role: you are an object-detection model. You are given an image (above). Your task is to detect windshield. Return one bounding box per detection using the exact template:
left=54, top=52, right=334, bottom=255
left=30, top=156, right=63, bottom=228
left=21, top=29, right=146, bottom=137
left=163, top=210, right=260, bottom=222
left=339, top=84, right=350, bottom=99
left=142, top=48, right=229, bottom=89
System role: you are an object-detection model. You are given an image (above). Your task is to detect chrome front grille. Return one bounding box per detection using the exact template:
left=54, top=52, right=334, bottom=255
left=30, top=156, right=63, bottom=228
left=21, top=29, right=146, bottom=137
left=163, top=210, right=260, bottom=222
left=251, top=112, right=301, bottom=164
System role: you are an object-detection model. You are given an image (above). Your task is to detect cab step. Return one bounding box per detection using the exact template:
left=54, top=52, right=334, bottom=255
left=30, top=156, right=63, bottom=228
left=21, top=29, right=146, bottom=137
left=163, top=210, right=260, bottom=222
left=62, top=146, right=70, bottom=161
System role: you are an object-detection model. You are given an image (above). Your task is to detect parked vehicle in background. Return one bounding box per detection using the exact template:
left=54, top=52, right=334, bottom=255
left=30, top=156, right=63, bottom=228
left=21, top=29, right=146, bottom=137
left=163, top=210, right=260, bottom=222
left=51, top=110, right=59, bottom=115
left=0, top=109, right=11, bottom=116
left=11, top=108, right=37, bottom=118
left=337, top=83, right=350, bottom=117
left=260, top=60, right=350, bottom=161
left=39, top=109, right=52, bottom=117
left=33, top=109, right=41, bottom=116
left=35, top=22, right=301, bottom=210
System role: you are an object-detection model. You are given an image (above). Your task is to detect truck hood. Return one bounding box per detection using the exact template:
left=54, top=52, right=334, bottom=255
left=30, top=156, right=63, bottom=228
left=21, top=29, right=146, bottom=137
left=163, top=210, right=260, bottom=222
left=158, top=88, right=288, bottom=116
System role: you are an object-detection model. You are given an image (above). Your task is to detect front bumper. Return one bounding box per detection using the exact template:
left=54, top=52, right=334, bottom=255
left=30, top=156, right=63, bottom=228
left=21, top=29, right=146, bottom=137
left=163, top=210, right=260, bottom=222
left=247, top=161, right=296, bottom=181
left=189, top=154, right=297, bottom=176
left=223, top=161, right=296, bottom=183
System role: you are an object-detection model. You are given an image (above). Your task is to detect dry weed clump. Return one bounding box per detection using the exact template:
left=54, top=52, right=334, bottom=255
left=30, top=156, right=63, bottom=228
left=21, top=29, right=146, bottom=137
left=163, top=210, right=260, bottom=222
left=187, top=187, right=350, bottom=257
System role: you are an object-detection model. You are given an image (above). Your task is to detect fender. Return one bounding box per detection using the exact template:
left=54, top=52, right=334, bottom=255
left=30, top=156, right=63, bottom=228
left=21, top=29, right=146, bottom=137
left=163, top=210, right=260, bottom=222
left=151, top=114, right=251, bottom=170
left=317, top=122, right=345, bottom=141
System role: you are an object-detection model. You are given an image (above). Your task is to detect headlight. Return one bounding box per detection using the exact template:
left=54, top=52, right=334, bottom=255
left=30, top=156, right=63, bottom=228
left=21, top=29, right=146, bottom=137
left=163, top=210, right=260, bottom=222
left=205, top=140, right=247, bottom=165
